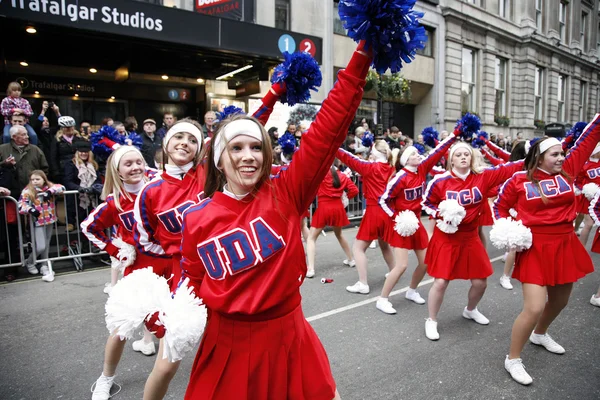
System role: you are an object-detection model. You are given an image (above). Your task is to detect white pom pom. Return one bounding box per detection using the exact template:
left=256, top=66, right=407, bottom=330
left=489, top=218, right=532, bottom=252
left=105, top=268, right=170, bottom=340
left=341, top=192, right=349, bottom=208
left=574, top=187, right=582, bottom=196
left=436, top=219, right=459, bottom=234
left=110, top=256, right=122, bottom=271
left=582, top=183, right=600, bottom=201
left=113, top=237, right=137, bottom=268
left=438, top=199, right=466, bottom=226
left=394, top=210, right=420, bottom=237
left=160, top=278, right=207, bottom=362
left=509, top=208, right=518, bottom=218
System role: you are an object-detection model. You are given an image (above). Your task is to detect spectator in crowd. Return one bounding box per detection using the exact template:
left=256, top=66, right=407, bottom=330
left=156, top=112, right=176, bottom=140
left=0, top=125, right=49, bottom=191
left=30, top=102, right=60, bottom=181
left=440, top=130, right=449, bottom=140
left=101, top=117, right=114, bottom=126
left=63, top=141, right=102, bottom=231
left=202, top=111, right=217, bottom=139
left=353, top=126, right=370, bottom=156
left=267, top=127, right=279, bottom=145
left=0, top=178, right=20, bottom=282
left=386, top=126, right=402, bottom=150
left=79, top=120, right=92, bottom=141
left=124, top=116, right=138, bottom=134
left=140, top=118, right=161, bottom=168
left=1, top=82, right=37, bottom=145
left=113, top=121, right=126, bottom=135
left=56, top=116, right=87, bottom=184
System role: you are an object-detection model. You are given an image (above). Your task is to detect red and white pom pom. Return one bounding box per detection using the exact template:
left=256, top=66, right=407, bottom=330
left=438, top=199, right=466, bottom=227
left=110, top=256, right=122, bottom=271
left=159, top=278, right=207, bottom=362
left=582, top=183, right=600, bottom=201
left=490, top=218, right=532, bottom=252
left=113, top=237, right=136, bottom=268
left=436, top=219, right=459, bottom=234
left=341, top=192, right=349, bottom=208
left=574, top=186, right=582, bottom=196
left=509, top=208, right=518, bottom=219
left=394, top=210, right=420, bottom=237
left=105, top=267, right=170, bottom=340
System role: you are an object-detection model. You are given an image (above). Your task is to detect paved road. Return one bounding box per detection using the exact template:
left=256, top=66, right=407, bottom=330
left=1, top=226, right=599, bottom=400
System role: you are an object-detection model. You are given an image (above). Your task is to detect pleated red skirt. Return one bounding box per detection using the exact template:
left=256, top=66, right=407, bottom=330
left=311, top=198, right=350, bottom=228
left=576, top=196, right=591, bottom=214
left=513, top=223, right=594, bottom=286
left=479, top=201, right=494, bottom=226
left=185, top=305, right=336, bottom=400
left=356, top=205, right=389, bottom=241
left=123, top=252, right=171, bottom=278
left=425, top=224, right=492, bottom=280
left=385, top=220, right=428, bottom=250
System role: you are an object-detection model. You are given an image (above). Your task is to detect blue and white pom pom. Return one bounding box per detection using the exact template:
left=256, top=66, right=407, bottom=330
left=564, top=121, right=588, bottom=150
left=126, top=132, right=143, bottom=149
left=90, top=125, right=122, bottom=158
left=582, top=183, right=600, bottom=201
left=216, top=105, right=245, bottom=123
left=455, top=113, right=481, bottom=141
left=394, top=210, right=420, bottom=237
left=271, top=51, right=322, bottom=106
left=278, top=132, right=297, bottom=155
left=421, top=127, right=439, bottom=148
left=414, top=143, right=426, bottom=155
left=435, top=199, right=466, bottom=234
left=524, top=137, right=541, bottom=155
left=362, top=132, right=375, bottom=147
left=471, top=131, right=488, bottom=149
left=338, top=0, right=427, bottom=73
left=490, top=218, right=532, bottom=252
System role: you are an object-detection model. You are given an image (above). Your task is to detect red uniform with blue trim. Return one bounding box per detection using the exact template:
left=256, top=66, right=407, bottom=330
left=494, top=115, right=600, bottom=285
left=485, top=139, right=510, bottom=162
left=423, top=160, right=524, bottom=280
left=574, top=159, right=600, bottom=214
left=336, top=149, right=395, bottom=241
left=82, top=193, right=170, bottom=276
left=134, top=165, right=205, bottom=289
left=589, top=192, right=600, bottom=253
left=311, top=171, right=358, bottom=228
left=180, top=48, right=370, bottom=400
left=379, top=133, right=458, bottom=249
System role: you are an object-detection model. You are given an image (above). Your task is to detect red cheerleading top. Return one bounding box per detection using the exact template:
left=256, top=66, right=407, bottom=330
left=485, top=139, right=510, bottom=162
left=494, top=114, right=600, bottom=226
left=179, top=49, right=370, bottom=319
left=317, top=171, right=358, bottom=200
left=379, top=133, right=458, bottom=218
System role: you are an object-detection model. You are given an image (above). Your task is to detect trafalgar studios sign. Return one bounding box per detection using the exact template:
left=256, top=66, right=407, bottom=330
left=195, top=0, right=252, bottom=21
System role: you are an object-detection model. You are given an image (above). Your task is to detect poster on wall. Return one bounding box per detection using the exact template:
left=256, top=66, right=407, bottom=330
left=195, top=0, right=254, bottom=21
left=210, top=97, right=246, bottom=113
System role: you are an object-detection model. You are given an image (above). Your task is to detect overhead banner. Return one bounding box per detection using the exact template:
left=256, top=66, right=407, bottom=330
left=195, top=0, right=254, bottom=21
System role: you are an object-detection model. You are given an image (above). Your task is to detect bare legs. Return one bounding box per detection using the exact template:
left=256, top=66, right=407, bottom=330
left=306, top=227, right=323, bottom=274
left=467, top=279, right=487, bottom=310
left=101, top=332, right=127, bottom=377
left=579, top=214, right=594, bottom=246
left=427, top=278, right=487, bottom=320
left=352, top=240, right=371, bottom=284
left=333, top=227, right=353, bottom=261
left=502, top=251, right=516, bottom=277
left=380, top=248, right=427, bottom=298
left=143, top=338, right=181, bottom=400
left=378, top=239, right=395, bottom=272
left=301, top=218, right=310, bottom=242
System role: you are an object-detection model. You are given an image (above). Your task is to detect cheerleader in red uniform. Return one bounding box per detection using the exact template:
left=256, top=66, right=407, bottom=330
left=306, top=163, right=359, bottom=278
left=573, top=142, right=600, bottom=245
left=84, top=146, right=171, bottom=400
left=177, top=41, right=372, bottom=400
left=422, top=142, right=524, bottom=341
left=133, top=118, right=205, bottom=400
left=493, top=116, right=600, bottom=385
left=376, top=131, right=459, bottom=314
left=337, top=140, right=396, bottom=295
left=589, top=192, right=600, bottom=307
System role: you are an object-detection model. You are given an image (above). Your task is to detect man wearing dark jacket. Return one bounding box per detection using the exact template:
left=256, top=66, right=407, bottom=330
left=0, top=125, right=49, bottom=190
left=30, top=101, right=60, bottom=181
left=140, top=118, right=161, bottom=168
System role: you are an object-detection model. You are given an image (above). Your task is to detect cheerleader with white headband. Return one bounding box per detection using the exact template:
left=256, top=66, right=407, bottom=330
left=84, top=146, right=171, bottom=399
left=421, top=140, right=524, bottom=341
left=376, top=129, right=461, bottom=314
left=493, top=115, right=600, bottom=385
left=572, top=141, right=600, bottom=246
left=336, top=139, right=397, bottom=295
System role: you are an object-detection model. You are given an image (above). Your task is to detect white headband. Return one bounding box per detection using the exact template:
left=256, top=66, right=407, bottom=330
left=164, top=122, right=203, bottom=154
left=400, top=145, right=418, bottom=166
left=213, top=119, right=263, bottom=168
left=370, top=145, right=388, bottom=162
left=539, top=137, right=562, bottom=154
left=112, top=145, right=144, bottom=169
left=449, top=142, right=473, bottom=159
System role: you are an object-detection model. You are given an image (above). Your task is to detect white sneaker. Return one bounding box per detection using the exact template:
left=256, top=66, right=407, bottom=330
left=306, top=269, right=315, bottom=278
left=376, top=298, right=396, bottom=314
left=529, top=333, right=565, bottom=354
left=103, top=285, right=113, bottom=295
left=425, top=318, right=439, bottom=340
left=504, top=356, right=533, bottom=385
left=26, top=264, right=39, bottom=275
left=405, top=289, right=426, bottom=304
left=590, top=295, right=600, bottom=307
left=40, top=265, right=49, bottom=276
left=462, top=307, right=490, bottom=325
left=342, top=259, right=356, bottom=267
left=132, top=339, right=156, bottom=356
left=91, top=374, right=114, bottom=400
left=499, top=274, right=513, bottom=290
left=41, top=271, right=55, bottom=282
left=369, top=241, right=377, bottom=249
left=346, top=281, right=370, bottom=294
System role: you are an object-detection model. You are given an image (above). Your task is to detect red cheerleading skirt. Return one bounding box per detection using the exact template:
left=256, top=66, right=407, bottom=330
left=513, top=223, right=594, bottom=286
left=185, top=305, right=336, bottom=400
left=592, top=229, right=600, bottom=253
left=385, top=220, right=429, bottom=250
left=479, top=201, right=494, bottom=226
left=311, top=198, right=350, bottom=228
left=576, top=196, right=591, bottom=214
left=301, top=209, right=310, bottom=219
left=425, top=223, right=492, bottom=280
left=123, top=252, right=171, bottom=278
left=356, top=205, right=389, bottom=241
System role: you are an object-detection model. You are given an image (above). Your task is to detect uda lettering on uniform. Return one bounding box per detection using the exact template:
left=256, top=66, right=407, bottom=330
left=446, top=187, right=483, bottom=206
left=403, top=184, right=424, bottom=201
left=118, top=211, right=136, bottom=232
left=197, top=217, right=286, bottom=280
left=157, top=200, right=196, bottom=233
left=524, top=175, right=571, bottom=200
left=587, top=167, right=600, bottom=178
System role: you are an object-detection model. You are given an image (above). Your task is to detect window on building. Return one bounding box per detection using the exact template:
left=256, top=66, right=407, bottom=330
left=534, top=67, right=544, bottom=120
left=558, top=74, right=567, bottom=122
left=499, top=0, right=509, bottom=19
left=495, top=57, right=507, bottom=117
left=581, top=12, right=589, bottom=51
left=333, top=1, right=346, bottom=35
left=461, top=47, right=477, bottom=113
left=580, top=81, right=588, bottom=121
left=416, top=27, right=434, bottom=57
left=275, top=0, right=290, bottom=30
left=597, top=23, right=600, bottom=55
left=535, top=0, right=543, bottom=31
left=559, top=1, right=568, bottom=43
